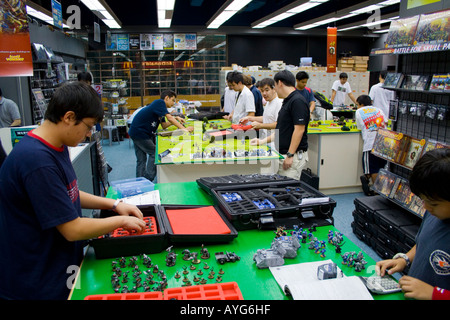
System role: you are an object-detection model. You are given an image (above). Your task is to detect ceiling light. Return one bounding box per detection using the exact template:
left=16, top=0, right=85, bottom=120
left=207, top=0, right=252, bottom=29
left=80, top=0, right=122, bottom=28
left=252, top=0, right=329, bottom=29
left=157, top=0, right=176, bottom=28
left=295, top=0, right=400, bottom=31
left=26, top=5, right=69, bottom=28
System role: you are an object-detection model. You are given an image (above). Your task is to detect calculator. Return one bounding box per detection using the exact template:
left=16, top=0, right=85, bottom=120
left=359, top=275, right=402, bottom=294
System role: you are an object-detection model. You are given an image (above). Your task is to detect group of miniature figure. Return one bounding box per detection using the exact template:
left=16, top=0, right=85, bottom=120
left=109, top=245, right=241, bottom=293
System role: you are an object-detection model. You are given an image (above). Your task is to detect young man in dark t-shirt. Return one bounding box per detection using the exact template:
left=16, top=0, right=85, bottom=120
left=129, top=90, right=193, bottom=181
left=251, top=70, right=310, bottom=179
left=0, top=82, right=146, bottom=300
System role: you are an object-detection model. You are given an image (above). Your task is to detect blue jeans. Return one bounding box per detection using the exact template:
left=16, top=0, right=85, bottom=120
left=132, top=138, right=156, bottom=181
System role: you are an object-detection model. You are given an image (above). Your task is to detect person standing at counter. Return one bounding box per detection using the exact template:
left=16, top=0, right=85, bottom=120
left=355, top=94, right=387, bottom=196
left=295, top=71, right=316, bottom=114
left=0, top=87, right=21, bottom=128
left=0, top=82, right=146, bottom=300
left=369, top=70, right=395, bottom=118
left=250, top=70, right=310, bottom=180
left=223, top=71, right=255, bottom=124
left=330, top=73, right=357, bottom=108
left=128, top=90, right=193, bottom=182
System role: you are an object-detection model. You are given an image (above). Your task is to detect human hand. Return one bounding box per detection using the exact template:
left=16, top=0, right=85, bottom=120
left=223, top=115, right=231, bottom=120
left=175, top=116, right=186, bottom=124
left=184, top=126, right=194, bottom=133
left=239, top=117, right=249, bottom=124
left=251, top=122, right=263, bottom=129
left=121, top=215, right=147, bottom=234
left=283, top=156, right=294, bottom=170
left=115, top=202, right=144, bottom=220
left=398, top=276, right=434, bottom=300
left=249, top=138, right=260, bottom=146
left=375, top=259, right=407, bottom=277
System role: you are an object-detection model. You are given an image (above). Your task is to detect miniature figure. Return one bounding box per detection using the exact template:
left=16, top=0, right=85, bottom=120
left=215, top=252, right=241, bottom=264
left=200, top=244, right=210, bottom=259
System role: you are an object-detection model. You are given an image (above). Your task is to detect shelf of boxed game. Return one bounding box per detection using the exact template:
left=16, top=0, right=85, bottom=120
left=382, top=72, right=450, bottom=95
left=101, top=79, right=129, bottom=139
left=369, top=128, right=449, bottom=219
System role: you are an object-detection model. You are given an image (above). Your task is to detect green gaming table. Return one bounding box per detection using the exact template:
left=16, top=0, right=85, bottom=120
left=69, top=182, right=405, bottom=300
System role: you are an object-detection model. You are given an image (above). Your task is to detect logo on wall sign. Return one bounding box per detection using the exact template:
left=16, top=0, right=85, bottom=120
left=184, top=60, right=194, bottom=68
left=430, top=250, right=450, bottom=275
left=66, top=5, right=81, bottom=30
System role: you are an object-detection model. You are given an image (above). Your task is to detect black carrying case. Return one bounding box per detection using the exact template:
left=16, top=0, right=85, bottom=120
left=300, top=168, right=319, bottom=190
left=197, top=174, right=336, bottom=231
left=157, top=205, right=238, bottom=245
left=89, top=205, right=168, bottom=259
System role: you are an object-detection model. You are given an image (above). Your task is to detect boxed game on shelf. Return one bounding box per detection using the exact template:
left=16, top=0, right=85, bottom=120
left=400, top=136, right=426, bottom=169
left=372, top=169, right=397, bottom=197
left=414, top=9, right=450, bottom=45
left=385, top=16, right=420, bottom=48
left=371, top=128, right=409, bottom=163
left=429, top=74, right=447, bottom=91
left=401, top=75, right=429, bottom=91
left=383, top=73, right=404, bottom=89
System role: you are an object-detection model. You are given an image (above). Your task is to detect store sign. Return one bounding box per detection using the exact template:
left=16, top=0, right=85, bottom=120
left=142, top=61, right=174, bottom=69
left=326, top=27, right=337, bottom=73
left=371, top=41, right=450, bottom=55
left=0, top=1, right=33, bottom=76
left=51, top=0, right=63, bottom=29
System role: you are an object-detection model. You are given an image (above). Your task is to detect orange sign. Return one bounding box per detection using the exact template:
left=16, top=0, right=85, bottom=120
left=0, top=1, right=33, bottom=77
left=327, top=27, right=337, bottom=73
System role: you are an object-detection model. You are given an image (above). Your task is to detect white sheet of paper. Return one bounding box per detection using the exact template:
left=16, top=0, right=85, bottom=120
left=270, top=260, right=373, bottom=300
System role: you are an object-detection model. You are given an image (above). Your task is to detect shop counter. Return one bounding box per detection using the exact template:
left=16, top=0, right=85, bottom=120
left=69, top=182, right=404, bottom=301
left=306, top=120, right=364, bottom=195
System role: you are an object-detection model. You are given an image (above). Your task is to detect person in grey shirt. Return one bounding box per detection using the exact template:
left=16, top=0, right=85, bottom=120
left=0, top=88, right=21, bottom=128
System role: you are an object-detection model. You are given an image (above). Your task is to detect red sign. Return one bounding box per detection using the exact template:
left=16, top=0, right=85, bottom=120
left=327, top=27, right=337, bottom=73
left=0, top=1, right=33, bottom=77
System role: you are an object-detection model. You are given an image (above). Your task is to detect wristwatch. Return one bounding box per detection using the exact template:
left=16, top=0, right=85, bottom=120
left=112, top=199, right=123, bottom=211
left=393, top=253, right=411, bottom=267
left=286, top=152, right=295, bottom=158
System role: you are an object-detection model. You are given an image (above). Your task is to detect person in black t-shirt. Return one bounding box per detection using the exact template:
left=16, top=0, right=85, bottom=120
left=250, top=70, right=310, bottom=180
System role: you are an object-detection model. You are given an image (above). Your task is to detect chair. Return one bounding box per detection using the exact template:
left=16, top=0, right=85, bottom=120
left=102, top=125, right=120, bottom=146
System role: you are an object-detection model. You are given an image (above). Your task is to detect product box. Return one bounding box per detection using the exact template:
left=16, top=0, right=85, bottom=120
left=158, top=205, right=238, bottom=244
left=90, top=205, right=168, bottom=259
left=110, top=177, right=154, bottom=198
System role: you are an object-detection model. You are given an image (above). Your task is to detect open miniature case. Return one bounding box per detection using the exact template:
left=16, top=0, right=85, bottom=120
left=89, top=205, right=168, bottom=259
left=197, top=174, right=336, bottom=231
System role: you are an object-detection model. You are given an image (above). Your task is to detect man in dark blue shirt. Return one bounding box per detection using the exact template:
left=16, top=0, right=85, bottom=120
left=128, top=90, right=193, bottom=182
left=0, top=82, right=146, bottom=300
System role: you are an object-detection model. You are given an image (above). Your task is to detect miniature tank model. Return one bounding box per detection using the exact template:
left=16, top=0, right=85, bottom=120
left=274, top=236, right=301, bottom=259
left=215, top=251, right=241, bottom=264
left=253, top=240, right=286, bottom=268
left=253, top=248, right=285, bottom=269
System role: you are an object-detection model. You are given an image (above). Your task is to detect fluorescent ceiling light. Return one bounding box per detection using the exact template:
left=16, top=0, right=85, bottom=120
left=207, top=0, right=252, bottom=29
left=253, top=0, right=329, bottom=29
left=157, top=0, right=175, bottom=28
left=26, top=5, right=69, bottom=28
left=295, top=0, right=400, bottom=31
left=80, top=0, right=122, bottom=28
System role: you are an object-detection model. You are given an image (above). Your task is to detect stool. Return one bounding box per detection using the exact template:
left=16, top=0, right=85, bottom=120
left=102, top=125, right=120, bottom=146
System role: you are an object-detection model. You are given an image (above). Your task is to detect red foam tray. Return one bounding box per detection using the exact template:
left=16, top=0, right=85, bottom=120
left=84, top=291, right=162, bottom=300
left=163, top=282, right=243, bottom=300
left=102, top=216, right=157, bottom=238
left=83, top=282, right=243, bottom=300
left=165, top=206, right=231, bottom=235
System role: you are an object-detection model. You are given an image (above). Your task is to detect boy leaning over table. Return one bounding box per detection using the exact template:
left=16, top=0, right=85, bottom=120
left=0, top=82, right=146, bottom=300
left=376, top=148, right=450, bottom=300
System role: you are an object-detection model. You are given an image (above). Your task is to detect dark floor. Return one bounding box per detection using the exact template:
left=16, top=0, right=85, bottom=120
left=101, top=137, right=382, bottom=263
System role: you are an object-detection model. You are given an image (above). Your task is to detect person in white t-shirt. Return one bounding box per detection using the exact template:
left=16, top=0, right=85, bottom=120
left=369, top=70, right=395, bottom=118
left=355, top=94, right=388, bottom=195
left=330, top=73, right=357, bottom=107
left=223, top=71, right=255, bottom=124
left=239, top=77, right=282, bottom=145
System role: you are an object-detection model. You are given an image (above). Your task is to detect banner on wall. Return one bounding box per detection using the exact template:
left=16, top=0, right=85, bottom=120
left=0, top=1, right=33, bottom=77
left=326, top=27, right=337, bottom=73
left=51, top=0, right=63, bottom=29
